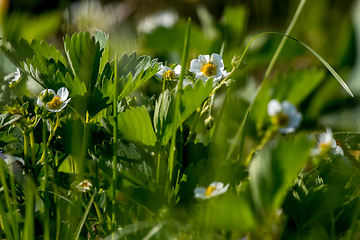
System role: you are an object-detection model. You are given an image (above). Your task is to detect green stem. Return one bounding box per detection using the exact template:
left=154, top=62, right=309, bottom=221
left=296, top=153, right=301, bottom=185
left=9, top=164, right=19, bottom=240
left=94, top=201, right=104, bottom=223
left=0, top=160, right=16, bottom=240
left=264, top=0, right=307, bottom=80
left=112, top=52, right=118, bottom=234
left=167, top=18, right=191, bottom=197
left=156, top=145, right=161, bottom=184
left=23, top=131, right=29, bottom=174
left=227, top=0, right=307, bottom=162
left=43, top=119, right=50, bottom=240
left=212, top=87, right=230, bottom=141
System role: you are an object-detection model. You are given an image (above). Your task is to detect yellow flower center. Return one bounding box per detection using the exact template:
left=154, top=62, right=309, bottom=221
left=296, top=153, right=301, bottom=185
left=200, top=62, right=217, bottom=77
left=47, top=96, right=62, bottom=110
left=272, top=112, right=289, bottom=128
left=319, top=142, right=331, bottom=153
left=163, top=69, right=175, bottom=81
left=205, top=186, right=216, bottom=197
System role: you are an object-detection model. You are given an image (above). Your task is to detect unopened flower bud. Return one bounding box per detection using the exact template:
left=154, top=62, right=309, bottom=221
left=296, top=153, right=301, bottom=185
left=231, top=55, right=246, bottom=69
left=205, top=116, right=214, bottom=130
left=39, top=89, right=55, bottom=104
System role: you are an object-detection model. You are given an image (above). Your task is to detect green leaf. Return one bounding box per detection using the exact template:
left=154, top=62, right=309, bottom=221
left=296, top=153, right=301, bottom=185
left=0, top=132, right=18, bottom=147
left=195, top=193, right=256, bottom=232
left=1, top=38, right=65, bottom=67
left=64, top=32, right=103, bottom=92
left=249, top=134, right=315, bottom=212
left=21, top=56, right=69, bottom=89
left=56, top=71, right=87, bottom=97
left=0, top=113, right=22, bottom=128
left=156, top=79, right=213, bottom=145
left=117, top=106, right=157, bottom=147
left=93, top=30, right=109, bottom=74
left=117, top=55, right=158, bottom=100
left=99, top=53, right=158, bottom=104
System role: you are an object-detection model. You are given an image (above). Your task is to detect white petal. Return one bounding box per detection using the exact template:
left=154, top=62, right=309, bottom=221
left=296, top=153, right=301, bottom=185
left=288, top=112, right=302, bottom=129
left=190, top=59, right=202, bottom=74
left=198, top=54, right=208, bottom=63
left=278, top=126, right=295, bottom=134
left=57, top=87, right=69, bottom=101
left=194, top=187, right=208, bottom=199
left=174, top=65, right=181, bottom=76
left=211, top=53, right=224, bottom=69
left=40, top=88, right=56, bottom=96
left=333, top=146, right=344, bottom=155
left=37, top=97, right=44, bottom=107
left=210, top=182, right=223, bottom=188
left=281, top=101, right=296, bottom=115
left=211, top=183, right=229, bottom=197
left=267, top=99, right=282, bottom=116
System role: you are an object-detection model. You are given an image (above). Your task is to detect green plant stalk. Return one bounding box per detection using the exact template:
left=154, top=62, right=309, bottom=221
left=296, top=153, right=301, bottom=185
left=156, top=78, right=167, bottom=184
left=0, top=160, right=17, bottom=238
left=347, top=186, right=360, bottom=240
left=24, top=179, right=35, bottom=240
left=11, top=86, right=37, bottom=170
left=212, top=87, right=230, bottom=141
left=23, top=130, right=29, bottom=174
left=167, top=18, right=191, bottom=195
left=9, top=164, right=19, bottom=240
left=156, top=145, right=161, bottom=184
left=75, top=195, right=94, bottom=240
left=40, top=113, right=60, bottom=163
left=264, top=0, right=307, bottom=80
left=0, top=195, right=14, bottom=240
left=112, top=52, right=118, bottom=234
left=43, top=119, right=50, bottom=240
left=94, top=201, right=104, bottom=223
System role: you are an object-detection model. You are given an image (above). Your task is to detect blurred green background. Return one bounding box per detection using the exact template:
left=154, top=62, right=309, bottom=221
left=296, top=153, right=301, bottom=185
left=1, top=0, right=359, bottom=133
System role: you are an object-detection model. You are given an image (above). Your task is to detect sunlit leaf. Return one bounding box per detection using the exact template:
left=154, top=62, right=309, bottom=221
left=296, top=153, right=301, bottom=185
left=117, top=106, right=157, bottom=147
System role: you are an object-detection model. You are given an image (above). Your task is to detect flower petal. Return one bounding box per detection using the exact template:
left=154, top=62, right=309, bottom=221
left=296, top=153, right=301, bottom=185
left=37, top=97, right=44, bottom=107
left=267, top=99, right=282, bottom=116
left=190, top=59, right=202, bottom=74
left=174, top=65, right=181, bottom=76
left=57, top=87, right=69, bottom=101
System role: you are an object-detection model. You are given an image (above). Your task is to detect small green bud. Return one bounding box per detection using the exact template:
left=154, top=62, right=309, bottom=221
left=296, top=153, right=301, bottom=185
left=205, top=116, right=214, bottom=130
left=39, top=89, right=55, bottom=104
left=231, top=55, right=246, bottom=69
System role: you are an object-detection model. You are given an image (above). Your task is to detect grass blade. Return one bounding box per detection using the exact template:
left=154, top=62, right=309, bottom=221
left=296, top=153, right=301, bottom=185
left=75, top=194, right=95, bottom=240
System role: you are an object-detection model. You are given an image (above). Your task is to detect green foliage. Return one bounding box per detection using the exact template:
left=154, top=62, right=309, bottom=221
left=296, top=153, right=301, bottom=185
left=116, top=106, right=157, bottom=147
left=0, top=1, right=358, bottom=238
left=249, top=134, right=315, bottom=212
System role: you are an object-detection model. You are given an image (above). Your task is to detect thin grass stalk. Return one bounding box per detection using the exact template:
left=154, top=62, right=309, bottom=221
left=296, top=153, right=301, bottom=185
left=0, top=159, right=17, bottom=238
left=0, top=195, right=14, bottom=240
left=43, top=119, right=50, bottom=240
left=9, top=164, right=19, bottom=240
left=112, top=52, right=118, bottom=234
left=24, top=178, right=35, bottom=240
left=264, top=0, right=307, bottom=80
left=166, top=18, right=191, bottom=195
left=75, top=195, right=95, bottom=240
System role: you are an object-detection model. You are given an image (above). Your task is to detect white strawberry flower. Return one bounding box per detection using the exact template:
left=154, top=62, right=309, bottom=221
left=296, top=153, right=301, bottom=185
left=194, top=182, right=229, bottom=199
left=190, top=53, right=227, bottom=85
left=267, top=99, right=302, bottom=134
left=311, top=128, right=344, bottom=156
left=155, top=63, right=181, bottom=81
left=37, top=87, right=71, bottom=112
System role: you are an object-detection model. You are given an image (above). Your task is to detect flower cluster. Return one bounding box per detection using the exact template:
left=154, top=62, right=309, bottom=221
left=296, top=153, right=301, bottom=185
left=37, top=87, right=71, bottom=112
left=267, top=99, right=302, bottom=134
left=194, top=182, right=229, bottom=199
